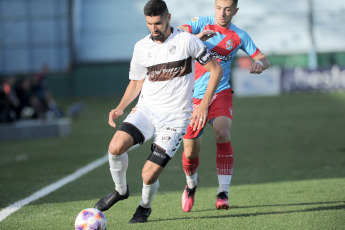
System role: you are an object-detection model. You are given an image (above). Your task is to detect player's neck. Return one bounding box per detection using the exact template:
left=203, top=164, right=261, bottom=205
left=216, top=20, right=232, bottom=29
left=218, top=23, right=231, bottom=29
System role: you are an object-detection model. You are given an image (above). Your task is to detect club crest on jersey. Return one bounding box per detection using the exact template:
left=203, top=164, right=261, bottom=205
left=191, top=17, right=199, bottom=22
left=226, top=40, right=233, bottom=51
left=147, top=52, right=152, bottom=58
left=169, top=45, right=176, bottom=54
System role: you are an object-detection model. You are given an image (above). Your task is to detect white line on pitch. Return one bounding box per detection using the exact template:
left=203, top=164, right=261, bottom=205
left=0, top=154, right=108, bottom=222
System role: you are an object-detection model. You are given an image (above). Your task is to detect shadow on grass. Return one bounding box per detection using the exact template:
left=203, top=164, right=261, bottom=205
left=195, top=200, right=345, bottom=211
left=150, top=201, right=345, bottom=222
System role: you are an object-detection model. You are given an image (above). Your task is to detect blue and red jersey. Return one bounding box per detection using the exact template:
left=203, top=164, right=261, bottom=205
left=182, top=16, right=260, bottom=99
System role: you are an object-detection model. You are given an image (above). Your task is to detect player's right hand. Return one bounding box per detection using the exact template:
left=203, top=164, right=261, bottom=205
left=197, top=30, right=217, bottom=41
left=108, top=108, right=123, bottom=128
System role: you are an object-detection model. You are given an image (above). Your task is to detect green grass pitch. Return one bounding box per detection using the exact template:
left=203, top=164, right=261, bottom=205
left=0, top=92, right=344, bottom=229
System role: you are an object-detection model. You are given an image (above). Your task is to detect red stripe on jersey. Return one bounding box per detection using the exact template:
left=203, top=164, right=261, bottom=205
left=181, top=24, right=192, bottom=33
left=250, top=48, right=260, bottom=58
left=204, top=24, right=216, bottom=31
left=195, top=62, right=208, bottom=80
left=204, top=24, right=241, bottom=56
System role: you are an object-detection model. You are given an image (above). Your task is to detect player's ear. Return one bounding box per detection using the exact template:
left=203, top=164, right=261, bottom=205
left=167, top=13, right=171, bottom=23
left=234, top=7, right=239, bottom=15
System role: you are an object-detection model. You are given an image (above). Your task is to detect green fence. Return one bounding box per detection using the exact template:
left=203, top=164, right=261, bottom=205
left=47, top=52, right=345, bottom=98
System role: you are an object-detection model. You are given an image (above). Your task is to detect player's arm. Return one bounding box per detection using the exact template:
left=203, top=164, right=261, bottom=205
left=190, top=56, right=223, bottom=130
left=250, top=51, right=270, bottom=74
left=108, top=79, right=144, bottom=127
left=178, top=25, right=217, bottom=41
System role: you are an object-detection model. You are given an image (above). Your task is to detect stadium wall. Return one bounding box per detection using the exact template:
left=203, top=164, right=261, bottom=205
left=47, top=62, right=130, bottom=98
left=47, top=52, right=345, bottom=98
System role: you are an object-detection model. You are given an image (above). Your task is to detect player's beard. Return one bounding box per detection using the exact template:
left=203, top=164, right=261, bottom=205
left=152, top=22, right=169, bottom=42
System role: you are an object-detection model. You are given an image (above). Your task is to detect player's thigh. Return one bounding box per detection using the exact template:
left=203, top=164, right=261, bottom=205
left=154, top=114, right=189, bottom=159
left=109, top=106, right=155, bottom=154
left=123, top=107, right=155, bottom=142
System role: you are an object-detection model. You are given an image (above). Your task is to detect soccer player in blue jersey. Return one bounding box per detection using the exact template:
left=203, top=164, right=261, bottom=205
left=179, top=0, right=270, bottom=212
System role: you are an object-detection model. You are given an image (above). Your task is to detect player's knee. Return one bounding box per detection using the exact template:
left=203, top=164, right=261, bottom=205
left=108, top=139, right=128, bottom=156
left=108, top=142, right=122, bottom=156
left=214, top=129, right=230, bottom=143
left=183, top=139, right=201, bottom=159
left=141, top=164, right=161, bottom=185
left=141, top=171, right=158, bottom=185
left=184, top=149, right=199, bottom=159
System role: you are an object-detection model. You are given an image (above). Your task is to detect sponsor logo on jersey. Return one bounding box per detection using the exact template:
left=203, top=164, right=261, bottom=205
left=210, top=50, right=232, bottom=61
left=147, top=57, right=192, bottom=81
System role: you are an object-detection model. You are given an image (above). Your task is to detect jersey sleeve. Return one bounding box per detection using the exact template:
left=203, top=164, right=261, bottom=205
left=188, top=35, right=212, bottom=66
left=240, top=31, right=260, bottom=58
left=129, top=43, right=146, bottom=80
left=182, top=17, right=206, bottom=35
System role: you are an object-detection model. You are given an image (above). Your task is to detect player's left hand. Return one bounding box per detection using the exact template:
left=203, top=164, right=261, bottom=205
left=108, top=108, right=123, bottom=128
left=197, top=30, right=217, bottom=41
left=190, top=105, right=208, bottom=131
left=250, top=61, right=263, bottom=74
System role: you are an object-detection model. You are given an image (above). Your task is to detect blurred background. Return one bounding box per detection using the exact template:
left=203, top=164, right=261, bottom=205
left=1, top=2, right=345, bottom=228
left=0, top=0, right=345, bottom=137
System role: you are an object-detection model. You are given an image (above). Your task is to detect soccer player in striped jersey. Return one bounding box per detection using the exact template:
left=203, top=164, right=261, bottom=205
left=179, top=0, right=270, bottom=212
left=94, top=0, right=222, bottom=223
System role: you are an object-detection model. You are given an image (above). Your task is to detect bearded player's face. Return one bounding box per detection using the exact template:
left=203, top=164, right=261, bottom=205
left=146, top=13, right=171, bottom=43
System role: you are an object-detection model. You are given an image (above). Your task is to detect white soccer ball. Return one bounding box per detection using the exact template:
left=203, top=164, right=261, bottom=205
left=74, top=208, right=107, bottom=230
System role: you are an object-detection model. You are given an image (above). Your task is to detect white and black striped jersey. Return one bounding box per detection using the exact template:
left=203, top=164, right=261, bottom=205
left=129, top=27, right=211, bottom=114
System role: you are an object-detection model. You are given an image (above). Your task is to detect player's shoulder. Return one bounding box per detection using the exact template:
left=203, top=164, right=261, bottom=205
left=136, top=34, right=151, bottom=44
left=230, top=23, right=250, bottom=37
left=133, top=34, right=152, bottom=49
left=189, top=16, right=215, bottom=25
left=175, top=27, right=196, bottom=40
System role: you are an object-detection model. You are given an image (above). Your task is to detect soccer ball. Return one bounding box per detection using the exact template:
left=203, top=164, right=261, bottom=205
left=74, top=208, right=107, bottom=230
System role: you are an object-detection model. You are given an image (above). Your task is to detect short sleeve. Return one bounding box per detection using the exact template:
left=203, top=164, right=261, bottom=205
left=181, top=16, right=212, bottom=35
left=188, top=35, right=212, bottom=65
left=240, top=31, right=259, bottom=58
left=129, top=43, right=147, bottom=80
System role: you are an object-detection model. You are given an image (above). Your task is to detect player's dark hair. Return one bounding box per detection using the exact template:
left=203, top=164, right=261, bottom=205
left=144, top=0, right=169, bottom=17
left=215, top=0, right=238, bottom=7
left=233, top=0, right=238, bottom=7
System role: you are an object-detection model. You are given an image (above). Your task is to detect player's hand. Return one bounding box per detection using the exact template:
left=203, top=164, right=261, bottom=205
left=189, top=104, right=208, bottom=131
left=108, top=108, right=123, bottom=128
left=250, top=61, right=264, bottom=74
left=197, top=30, right=217, bottom=41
